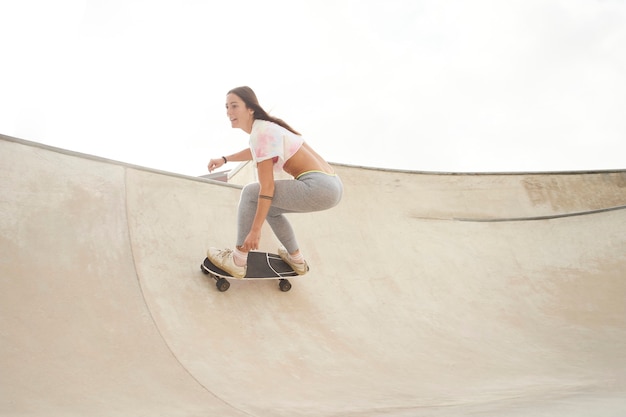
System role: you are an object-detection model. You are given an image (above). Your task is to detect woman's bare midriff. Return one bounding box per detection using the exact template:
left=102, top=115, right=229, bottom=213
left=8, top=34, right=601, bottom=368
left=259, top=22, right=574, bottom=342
left=283, top=142, right=335, bottom=178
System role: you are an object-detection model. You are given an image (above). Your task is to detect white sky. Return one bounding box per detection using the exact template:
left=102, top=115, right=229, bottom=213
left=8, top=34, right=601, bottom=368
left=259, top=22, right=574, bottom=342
left=1, top=0, right=625, bottom=176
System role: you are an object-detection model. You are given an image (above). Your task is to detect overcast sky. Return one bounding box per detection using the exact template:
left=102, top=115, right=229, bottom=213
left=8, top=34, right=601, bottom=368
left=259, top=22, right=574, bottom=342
left=1, top=0, right=625, bottom=176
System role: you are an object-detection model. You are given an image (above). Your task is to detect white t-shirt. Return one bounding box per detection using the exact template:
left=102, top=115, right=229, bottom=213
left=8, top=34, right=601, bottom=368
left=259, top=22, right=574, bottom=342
left=249, top=119, right=304, bottom=174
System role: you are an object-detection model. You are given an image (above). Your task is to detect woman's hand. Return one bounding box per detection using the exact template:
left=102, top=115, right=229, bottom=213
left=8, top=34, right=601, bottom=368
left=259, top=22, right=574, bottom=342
left=241, top=229, right=262, bottom=252
left=207, top=158, right=225, bottom=172
left=207, top=149, right=253, bottom=172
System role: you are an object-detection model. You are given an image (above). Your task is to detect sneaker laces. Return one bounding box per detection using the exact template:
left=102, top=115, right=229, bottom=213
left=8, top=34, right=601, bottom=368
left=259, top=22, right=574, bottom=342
left=212, top=249, right=233, bottom=264
left=213, top=248, right=233, bottom=261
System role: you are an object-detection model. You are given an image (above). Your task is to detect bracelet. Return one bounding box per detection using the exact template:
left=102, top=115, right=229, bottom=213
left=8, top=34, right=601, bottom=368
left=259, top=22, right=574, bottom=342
left=222, top=156, right=227, bottom=164
left=259, top=194, right=274, bottom=200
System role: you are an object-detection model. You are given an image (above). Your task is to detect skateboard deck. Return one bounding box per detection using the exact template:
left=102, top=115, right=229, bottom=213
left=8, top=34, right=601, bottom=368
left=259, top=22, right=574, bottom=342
left=200, top=251, right=304, bottom=292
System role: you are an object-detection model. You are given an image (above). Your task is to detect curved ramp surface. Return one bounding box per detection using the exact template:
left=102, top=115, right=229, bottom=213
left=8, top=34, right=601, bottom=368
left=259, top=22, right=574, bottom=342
left=1, top=134, right=626, bottom=417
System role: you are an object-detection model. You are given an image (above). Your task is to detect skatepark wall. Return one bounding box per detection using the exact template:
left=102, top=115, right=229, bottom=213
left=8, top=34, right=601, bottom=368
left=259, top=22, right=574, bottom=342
left=226, top=156, right=626, bottom=220
left=1, top=133, right=626, bottom=417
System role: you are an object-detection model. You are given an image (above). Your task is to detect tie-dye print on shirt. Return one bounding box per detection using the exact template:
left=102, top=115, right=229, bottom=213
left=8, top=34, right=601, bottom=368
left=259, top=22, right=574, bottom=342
left=249, top=119, right=304, bottom=173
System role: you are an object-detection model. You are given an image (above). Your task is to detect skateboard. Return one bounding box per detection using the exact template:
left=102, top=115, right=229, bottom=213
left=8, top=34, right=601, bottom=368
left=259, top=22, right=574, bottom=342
left=200, top=251, right=307, bottom=292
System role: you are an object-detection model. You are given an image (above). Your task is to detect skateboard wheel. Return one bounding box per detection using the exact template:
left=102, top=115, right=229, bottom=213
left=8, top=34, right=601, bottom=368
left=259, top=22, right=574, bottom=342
left=215, top=278, right=230, bottom=292
left=279, top=279, right=291, bottom=292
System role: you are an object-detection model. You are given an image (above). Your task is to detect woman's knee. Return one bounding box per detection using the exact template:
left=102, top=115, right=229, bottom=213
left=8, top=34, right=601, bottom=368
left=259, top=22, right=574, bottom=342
left=240, top=182, right=260, bottom=202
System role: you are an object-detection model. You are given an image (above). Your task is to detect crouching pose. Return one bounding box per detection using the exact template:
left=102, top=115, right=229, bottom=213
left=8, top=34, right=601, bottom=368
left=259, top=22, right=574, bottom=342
left=207, top=86, right=343, bottom=278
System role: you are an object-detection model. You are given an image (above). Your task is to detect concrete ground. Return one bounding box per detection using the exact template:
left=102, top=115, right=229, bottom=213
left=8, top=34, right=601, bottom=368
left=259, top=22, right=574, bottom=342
left=1, top=134, right=625, bottom=417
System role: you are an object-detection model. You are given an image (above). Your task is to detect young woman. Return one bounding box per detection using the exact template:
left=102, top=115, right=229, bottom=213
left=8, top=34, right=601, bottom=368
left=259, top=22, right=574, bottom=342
left=206, top=86, right=343, bottom=278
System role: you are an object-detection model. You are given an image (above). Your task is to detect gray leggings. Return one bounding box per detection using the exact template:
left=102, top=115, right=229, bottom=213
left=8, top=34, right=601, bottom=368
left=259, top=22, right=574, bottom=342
left=237, top=172, right=343, bottom=253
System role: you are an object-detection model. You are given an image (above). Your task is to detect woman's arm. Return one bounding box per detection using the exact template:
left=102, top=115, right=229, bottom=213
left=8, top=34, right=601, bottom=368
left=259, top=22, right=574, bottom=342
left=241, top=159, right=275, bottom=251
left=208, top=148, right=252, bottom=172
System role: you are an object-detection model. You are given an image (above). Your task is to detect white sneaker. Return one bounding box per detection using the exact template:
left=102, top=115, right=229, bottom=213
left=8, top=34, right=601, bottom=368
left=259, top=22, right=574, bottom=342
left=207, top=247, right=246, bottom=278
left=278, top=247, right=309, bottom=275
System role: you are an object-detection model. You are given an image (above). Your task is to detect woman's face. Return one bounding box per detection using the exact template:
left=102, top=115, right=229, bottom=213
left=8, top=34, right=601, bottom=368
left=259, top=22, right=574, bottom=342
left=225, top=93, right=255, bottom=133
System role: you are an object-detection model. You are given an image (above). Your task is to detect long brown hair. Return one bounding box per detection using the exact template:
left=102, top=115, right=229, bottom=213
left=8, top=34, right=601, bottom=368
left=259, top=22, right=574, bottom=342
left=227, top=86, right=301, bottom=135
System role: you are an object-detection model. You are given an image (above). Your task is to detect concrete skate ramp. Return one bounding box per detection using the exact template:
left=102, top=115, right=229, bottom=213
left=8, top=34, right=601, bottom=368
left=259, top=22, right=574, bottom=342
left=1, top=134, right=626, bottom=417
